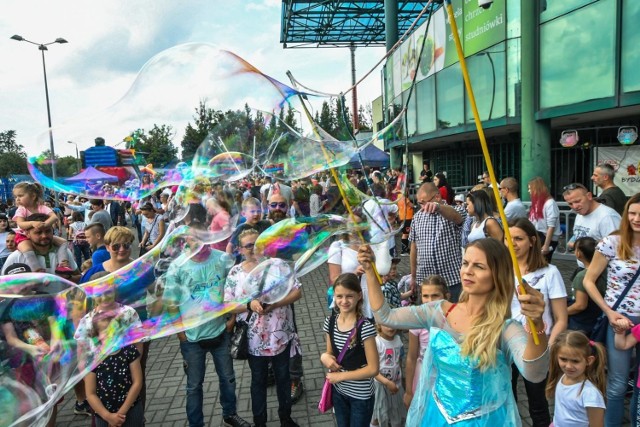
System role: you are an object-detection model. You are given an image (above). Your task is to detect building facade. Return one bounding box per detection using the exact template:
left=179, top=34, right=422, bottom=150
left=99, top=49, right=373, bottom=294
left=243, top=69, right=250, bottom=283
left=382, top=0, right=640, bottom=199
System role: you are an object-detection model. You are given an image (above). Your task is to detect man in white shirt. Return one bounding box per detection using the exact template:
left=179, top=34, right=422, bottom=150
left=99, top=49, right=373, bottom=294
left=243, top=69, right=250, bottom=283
left=563, top=183, right=621, bottom=266
left=2, top=213, right=79, bottom=280
left=499, top=177, right=528, bottom=221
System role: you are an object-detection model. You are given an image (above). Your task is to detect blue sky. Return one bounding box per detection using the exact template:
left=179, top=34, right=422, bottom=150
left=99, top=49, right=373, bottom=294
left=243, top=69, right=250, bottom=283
left=0, top=0, right=386, bottom=158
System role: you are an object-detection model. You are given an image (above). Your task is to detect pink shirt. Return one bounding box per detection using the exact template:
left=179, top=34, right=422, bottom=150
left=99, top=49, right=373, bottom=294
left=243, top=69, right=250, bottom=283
left=13, top=205, right=53, bottom=221
left=632, top=324, right=640, bottom=387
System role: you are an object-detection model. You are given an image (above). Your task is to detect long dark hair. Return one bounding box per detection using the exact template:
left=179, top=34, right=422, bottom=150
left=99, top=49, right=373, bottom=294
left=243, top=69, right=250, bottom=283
left=435, top=173, right=454, bottom=205
left=467, top=190, right=493, bottom=220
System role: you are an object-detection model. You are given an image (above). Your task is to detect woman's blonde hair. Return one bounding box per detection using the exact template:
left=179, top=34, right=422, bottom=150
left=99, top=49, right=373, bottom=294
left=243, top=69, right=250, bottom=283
left=459, top=238, right=514, bottom=370
left=617, top=193, right=640, bottom=260
left=104, top=226, right=134, bottom=245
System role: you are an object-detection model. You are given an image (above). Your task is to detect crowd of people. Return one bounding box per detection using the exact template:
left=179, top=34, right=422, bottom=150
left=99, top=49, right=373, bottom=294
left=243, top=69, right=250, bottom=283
left=0, top=160, right=638, bottom=427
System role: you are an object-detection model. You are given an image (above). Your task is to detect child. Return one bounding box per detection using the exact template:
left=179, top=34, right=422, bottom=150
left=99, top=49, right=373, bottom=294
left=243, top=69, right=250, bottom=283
left=321, top=273, right=378, bottom=427
left=381, top=258, right=402, bottom=308
left=403, top=275, right=449, bottom=409
left=396, top=273, right=413, bottom=306
left=372, top=324, right=406, bottom=427
left=85, top=312, right=144, bottom=427
left=0, top=213, right=11, bottom=270
left=226, top=197, right=270, bottom=263
left=615, top=320, right=640, bottom=426
left=11, top=182, right=72, bottom=273
left=547, top=330, right=606, bottom=427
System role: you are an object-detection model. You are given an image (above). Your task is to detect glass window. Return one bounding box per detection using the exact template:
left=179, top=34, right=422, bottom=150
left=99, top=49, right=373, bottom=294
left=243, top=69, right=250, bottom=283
left=465, top=43, right=507, bottom=122
left=621, top=0, right=640, bottom=93
left=416, top=77, right=436, bottom=134
left=539, top=0, right=597, bottom=23
left=539, top=0, right=615, bottom=109
left=507, top=0, right=521, bottom=38
left=436, top=63, right=464, bottom=129
left=507, top=38, right=521, bottom=118
left=403, top=90, right=418, bottom=137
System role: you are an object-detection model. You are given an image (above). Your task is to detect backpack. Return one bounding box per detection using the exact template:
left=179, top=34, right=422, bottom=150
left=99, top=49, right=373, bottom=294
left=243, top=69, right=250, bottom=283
left=73, top=223, right=89, bottom=247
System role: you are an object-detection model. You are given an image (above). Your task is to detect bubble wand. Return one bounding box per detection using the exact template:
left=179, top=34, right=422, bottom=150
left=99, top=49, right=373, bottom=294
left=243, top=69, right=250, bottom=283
left=443, top=0, right=540, bottom=344
left=286, top=72, right=383, bottom=285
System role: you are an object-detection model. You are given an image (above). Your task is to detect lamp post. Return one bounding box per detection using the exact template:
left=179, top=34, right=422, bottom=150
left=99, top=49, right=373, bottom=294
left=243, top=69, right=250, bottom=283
left=11, top=34, right=68, bottom=204
left=68, top=141, right=80, bottom=172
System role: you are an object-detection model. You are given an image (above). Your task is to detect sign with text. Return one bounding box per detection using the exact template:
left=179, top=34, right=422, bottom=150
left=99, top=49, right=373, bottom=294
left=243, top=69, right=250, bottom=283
left=596, top=146, right=640, bottom=196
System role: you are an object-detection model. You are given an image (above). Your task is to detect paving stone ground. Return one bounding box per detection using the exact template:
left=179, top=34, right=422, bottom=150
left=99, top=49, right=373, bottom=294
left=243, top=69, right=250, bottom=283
left=53, top=251, right=630, bottom=426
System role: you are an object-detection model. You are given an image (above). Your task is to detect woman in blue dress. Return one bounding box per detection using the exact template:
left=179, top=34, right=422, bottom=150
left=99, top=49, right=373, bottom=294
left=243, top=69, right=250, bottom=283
left=358, top=238, right=549, bottom=426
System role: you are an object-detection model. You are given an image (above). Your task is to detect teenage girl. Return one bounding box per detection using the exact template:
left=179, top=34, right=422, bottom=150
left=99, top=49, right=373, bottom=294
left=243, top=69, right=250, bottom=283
left=372, top=324, right=406, bottom=427
left=11, top=182, right=71, bottom=273
left=403, top=275, right=449, bottom=408
left=546, top=330, right=606, bottom=427
left=85, top=313, right=144, bottom=427
left=321, top=273, right=379, bottom=427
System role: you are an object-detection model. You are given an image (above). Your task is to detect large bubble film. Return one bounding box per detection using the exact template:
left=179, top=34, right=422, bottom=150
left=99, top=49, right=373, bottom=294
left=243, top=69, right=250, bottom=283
left=7, top=28, right=418, bottom=423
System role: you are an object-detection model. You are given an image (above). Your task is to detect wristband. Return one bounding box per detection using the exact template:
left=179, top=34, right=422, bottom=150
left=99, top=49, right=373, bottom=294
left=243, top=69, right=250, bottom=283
left=523, top=320, right=547, bottom=336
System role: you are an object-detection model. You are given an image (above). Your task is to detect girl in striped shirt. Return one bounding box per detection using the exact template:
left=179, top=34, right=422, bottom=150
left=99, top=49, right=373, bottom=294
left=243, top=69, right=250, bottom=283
left=321, top=273, right=379, bottom=427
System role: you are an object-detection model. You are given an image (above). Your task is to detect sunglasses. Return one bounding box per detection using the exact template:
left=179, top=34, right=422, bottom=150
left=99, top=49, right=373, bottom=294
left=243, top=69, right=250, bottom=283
left=562, top=183, right=587, bottom=193
left=241, top=243, right=256, bottom=249
left=269, top=202, right=287, bottom=209
left=110, top=243, right=132, bottom=251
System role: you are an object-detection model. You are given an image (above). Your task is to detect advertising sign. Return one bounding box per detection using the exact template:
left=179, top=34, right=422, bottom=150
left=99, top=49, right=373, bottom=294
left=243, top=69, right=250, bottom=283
left=385, top=0, right=506, bottom=94
left=596, top=147, right=640, bottom=196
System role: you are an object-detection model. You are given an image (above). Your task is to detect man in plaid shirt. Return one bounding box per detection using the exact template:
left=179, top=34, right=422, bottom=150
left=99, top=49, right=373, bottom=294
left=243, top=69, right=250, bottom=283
left=409, top=182, right=466, bottom=302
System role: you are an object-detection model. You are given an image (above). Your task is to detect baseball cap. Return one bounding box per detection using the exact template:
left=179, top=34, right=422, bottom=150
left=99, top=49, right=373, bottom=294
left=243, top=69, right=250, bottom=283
left=4, top=263, right=32, bottom=275
left=454, top=194, right=465, bottom=203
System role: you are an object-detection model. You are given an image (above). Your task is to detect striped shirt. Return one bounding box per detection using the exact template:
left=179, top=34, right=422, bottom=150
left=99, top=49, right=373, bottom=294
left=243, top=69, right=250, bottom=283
left=323, top=315, right=376, bottom=400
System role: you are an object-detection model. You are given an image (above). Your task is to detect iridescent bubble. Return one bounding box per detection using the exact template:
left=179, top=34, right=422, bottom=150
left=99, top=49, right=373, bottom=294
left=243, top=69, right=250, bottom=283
left=245, top=258, right=297, bottom=305
left=27, top=44, right=298, bottom=201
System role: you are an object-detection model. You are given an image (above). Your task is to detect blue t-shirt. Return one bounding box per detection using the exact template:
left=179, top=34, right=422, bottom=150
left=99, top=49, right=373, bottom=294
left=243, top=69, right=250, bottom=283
left=91, top=246, right=110, bottom=268
left=164, top=248, right=233, bottom=342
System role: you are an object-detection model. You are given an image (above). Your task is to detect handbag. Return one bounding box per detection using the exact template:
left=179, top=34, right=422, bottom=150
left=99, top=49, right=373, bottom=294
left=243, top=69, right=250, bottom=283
left=318, top=317, right=364, bottom=413
left=591, top=268, right=640, bottom=343
left=230, top=314, right=253, bottom=360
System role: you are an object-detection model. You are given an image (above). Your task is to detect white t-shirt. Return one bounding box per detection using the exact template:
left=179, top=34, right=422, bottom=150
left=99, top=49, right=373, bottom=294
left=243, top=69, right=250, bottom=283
left=553, top=377, right=605, bottom=427
left=511, top=264, right=567, bottom=335
left=529, top=198, right=562, bottom=239
left=1, top=248, right=78, bottom=275
left=572, top=203, right=621, bottom=267
left=328, top=241, right=373, bottom=318
left=362, top=197, right=398, bottom=250
left=375, top=335, right=403, bottom=386
left=504, top=198, right=528, bottom=221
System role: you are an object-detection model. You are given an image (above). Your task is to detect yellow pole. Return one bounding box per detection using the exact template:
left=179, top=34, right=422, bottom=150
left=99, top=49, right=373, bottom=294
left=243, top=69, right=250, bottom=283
left=444, top=1, right=539, bottom=344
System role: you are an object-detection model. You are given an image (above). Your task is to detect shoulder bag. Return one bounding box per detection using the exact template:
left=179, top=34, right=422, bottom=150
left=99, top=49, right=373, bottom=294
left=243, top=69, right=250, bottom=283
left=591, top=267, right=640, bottom=343
left=318, top=316, right=364, bottom=413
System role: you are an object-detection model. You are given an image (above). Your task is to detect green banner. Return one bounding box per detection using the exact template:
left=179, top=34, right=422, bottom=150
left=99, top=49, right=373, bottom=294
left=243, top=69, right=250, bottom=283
left=444, top=0, right=464, bottom=67
left=462, top=0, right=506, bottom=57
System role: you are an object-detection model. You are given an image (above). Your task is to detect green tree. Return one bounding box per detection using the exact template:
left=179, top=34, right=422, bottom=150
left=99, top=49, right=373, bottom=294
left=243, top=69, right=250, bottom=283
left=0, top=130, right=26, bottom=155
left=138, top=124, right=179, bottom=167
left=0, top=152, right=29, bottom=178
left=34, top=150, right=77, bottom=178
left=318, top=100, right=334, bottom=135
left=358, top=103, right=373, bottom=132
left=334, top=95, right=353, bottom=140
left=180, top=101, right=224, bottom=163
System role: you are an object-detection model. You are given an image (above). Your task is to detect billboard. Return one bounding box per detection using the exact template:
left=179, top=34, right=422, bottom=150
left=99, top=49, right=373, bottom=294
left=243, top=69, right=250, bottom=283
left=387, top=0, right=506, bottom=98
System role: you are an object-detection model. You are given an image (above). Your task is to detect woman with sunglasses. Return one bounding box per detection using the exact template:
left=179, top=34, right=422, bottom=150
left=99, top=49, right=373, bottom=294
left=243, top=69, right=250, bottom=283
left=224, top=228, right=302, bottom=427
left=527, top=177, right=561, bottom=262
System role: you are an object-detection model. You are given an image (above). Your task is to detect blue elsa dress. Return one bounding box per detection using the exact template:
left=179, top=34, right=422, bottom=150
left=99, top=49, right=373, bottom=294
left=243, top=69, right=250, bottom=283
left=373, top=300, right=549, bottom=426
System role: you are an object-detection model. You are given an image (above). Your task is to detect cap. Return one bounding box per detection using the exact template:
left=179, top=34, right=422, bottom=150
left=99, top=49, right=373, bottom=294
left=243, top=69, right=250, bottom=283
left=4, top=263, right=32, bottom=275
left=454, top=193, right=465, bottom=203
left=140, top=202, right=155, bottom=211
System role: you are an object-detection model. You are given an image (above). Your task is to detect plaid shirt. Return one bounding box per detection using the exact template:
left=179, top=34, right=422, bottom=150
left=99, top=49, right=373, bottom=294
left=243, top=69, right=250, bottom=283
left=409, top=204, right=466, bottom=287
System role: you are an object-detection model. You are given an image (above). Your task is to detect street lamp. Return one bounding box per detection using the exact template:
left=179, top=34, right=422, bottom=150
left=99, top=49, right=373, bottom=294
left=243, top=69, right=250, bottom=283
left=11, top=34, right=68, bottom=204
left=68, top=140, right=80, bottom=172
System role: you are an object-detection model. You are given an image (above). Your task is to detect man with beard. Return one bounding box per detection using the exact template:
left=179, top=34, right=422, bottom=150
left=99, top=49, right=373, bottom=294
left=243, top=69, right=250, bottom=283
left=265, top=193, right=305, bottom=404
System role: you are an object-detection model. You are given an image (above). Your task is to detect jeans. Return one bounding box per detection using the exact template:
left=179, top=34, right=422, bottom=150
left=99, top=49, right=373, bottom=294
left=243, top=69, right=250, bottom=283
left=180, top=333, right=237, bottom=427
left=332, top=387, right=375, bottom=427
left=606, top=315, right=640, bottom=427
left=511, top=364, right=550, bottom=427
left=247, top=341, right=292, bottom=425
left=73, top=244, right=91, bottom=268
